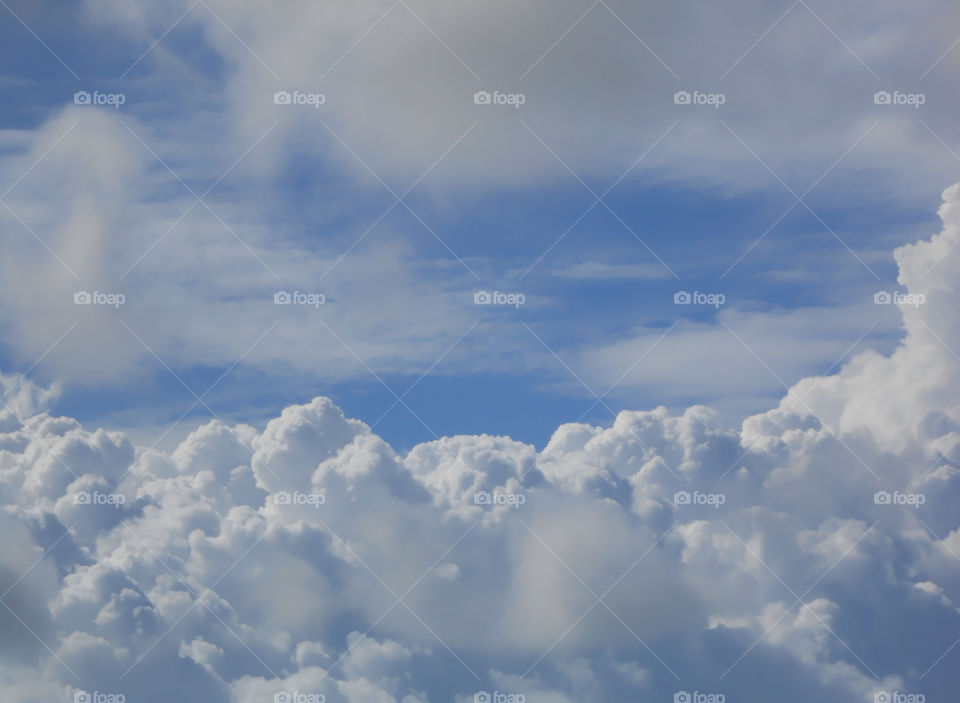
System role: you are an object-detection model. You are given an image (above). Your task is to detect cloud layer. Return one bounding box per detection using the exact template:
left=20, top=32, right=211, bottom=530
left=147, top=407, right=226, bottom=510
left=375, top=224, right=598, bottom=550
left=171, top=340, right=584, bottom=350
left=1, top=185, right=960, bottom=702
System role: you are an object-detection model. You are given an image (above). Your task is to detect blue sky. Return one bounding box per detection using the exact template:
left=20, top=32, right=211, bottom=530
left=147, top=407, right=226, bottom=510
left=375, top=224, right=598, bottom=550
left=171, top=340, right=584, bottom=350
left=2, top=3, right=960, bottom=703
left=0, top=21, right=941, bottom=450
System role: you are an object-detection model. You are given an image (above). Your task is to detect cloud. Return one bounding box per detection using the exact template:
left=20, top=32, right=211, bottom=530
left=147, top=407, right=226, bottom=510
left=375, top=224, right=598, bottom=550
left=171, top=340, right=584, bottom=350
left=73, top=0, right=960, bottom=200
left=0, top=184, right=958, bottom=701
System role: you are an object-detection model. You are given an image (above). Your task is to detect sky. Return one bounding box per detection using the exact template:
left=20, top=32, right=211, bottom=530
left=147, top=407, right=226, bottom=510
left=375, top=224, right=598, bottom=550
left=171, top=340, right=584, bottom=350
left=1, top=1, right=960, bottom=702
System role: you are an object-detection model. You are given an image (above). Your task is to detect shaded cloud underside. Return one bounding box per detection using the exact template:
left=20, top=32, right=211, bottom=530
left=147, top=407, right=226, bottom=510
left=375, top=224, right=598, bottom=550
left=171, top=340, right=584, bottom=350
left=1, top=186, right=960, bottom=702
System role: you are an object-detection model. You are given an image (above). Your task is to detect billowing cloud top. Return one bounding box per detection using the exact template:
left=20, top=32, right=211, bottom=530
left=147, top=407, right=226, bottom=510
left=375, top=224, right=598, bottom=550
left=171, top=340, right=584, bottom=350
left=1, top=185, right=959, bottom=702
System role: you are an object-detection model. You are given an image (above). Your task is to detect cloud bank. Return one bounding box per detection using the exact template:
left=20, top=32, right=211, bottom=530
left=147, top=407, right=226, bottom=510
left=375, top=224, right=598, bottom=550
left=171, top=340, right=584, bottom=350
left=1, top=185, right=960, bottom=702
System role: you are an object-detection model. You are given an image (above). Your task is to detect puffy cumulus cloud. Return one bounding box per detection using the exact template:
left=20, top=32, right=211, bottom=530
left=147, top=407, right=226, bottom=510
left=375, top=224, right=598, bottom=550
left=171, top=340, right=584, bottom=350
left=4, top=189, right=960, bottom=701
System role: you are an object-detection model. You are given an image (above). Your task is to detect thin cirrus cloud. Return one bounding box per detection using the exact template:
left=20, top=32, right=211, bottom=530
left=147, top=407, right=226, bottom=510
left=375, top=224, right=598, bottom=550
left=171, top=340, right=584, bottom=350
left=0, top=2, right=959, bottom=702
left=0, top=186, right=958, bottom=702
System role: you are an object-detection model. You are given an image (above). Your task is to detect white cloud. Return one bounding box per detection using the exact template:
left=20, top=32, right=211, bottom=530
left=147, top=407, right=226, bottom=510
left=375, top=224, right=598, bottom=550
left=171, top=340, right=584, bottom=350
left=0, top=182, right=958, bottom=701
